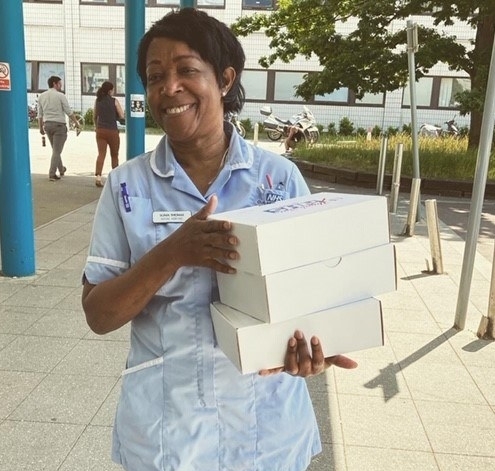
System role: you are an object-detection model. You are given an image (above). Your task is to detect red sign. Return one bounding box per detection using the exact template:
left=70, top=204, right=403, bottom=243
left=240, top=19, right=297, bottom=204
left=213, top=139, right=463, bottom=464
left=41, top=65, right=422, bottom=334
left=0, top=62, right=11, bottom=91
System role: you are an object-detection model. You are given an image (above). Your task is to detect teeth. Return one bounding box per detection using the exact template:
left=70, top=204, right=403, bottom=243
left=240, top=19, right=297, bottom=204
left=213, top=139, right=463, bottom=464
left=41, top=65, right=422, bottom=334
left=165, top=104, right=191, bottom=115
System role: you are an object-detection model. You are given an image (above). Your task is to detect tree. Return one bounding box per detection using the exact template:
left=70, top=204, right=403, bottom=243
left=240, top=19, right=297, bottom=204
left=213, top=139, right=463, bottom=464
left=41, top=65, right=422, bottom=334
left=232, top=0, right=494, bottom=149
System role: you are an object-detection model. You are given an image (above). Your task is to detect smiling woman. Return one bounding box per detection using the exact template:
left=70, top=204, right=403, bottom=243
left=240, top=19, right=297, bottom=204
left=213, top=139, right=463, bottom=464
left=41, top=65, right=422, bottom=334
left=81, top=8, right=357, bottom=471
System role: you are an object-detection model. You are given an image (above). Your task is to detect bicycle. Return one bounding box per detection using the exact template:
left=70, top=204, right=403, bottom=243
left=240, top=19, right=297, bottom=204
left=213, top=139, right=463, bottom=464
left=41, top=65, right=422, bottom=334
left=69, top=113, right=85, bottom=132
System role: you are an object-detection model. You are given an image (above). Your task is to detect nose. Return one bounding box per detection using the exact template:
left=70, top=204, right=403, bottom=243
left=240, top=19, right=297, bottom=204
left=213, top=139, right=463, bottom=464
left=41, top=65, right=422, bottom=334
left=159, top=73, right=183, bottom=96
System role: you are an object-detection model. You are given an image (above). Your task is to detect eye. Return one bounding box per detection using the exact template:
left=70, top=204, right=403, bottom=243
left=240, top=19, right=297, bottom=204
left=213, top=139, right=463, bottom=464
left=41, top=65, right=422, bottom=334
left=179, top=67, right=197, bottom=76
left=147, top=73, right=162, bottom=84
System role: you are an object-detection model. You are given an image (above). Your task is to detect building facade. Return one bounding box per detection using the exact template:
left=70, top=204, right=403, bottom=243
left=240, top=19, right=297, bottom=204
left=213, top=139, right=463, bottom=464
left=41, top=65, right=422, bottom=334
left=23, top=0, right=474, bottom=132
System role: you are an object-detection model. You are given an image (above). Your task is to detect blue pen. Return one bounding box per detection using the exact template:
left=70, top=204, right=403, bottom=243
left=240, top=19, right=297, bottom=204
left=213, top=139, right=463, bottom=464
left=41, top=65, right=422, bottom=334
left=120, top=182, right=131, bottom=213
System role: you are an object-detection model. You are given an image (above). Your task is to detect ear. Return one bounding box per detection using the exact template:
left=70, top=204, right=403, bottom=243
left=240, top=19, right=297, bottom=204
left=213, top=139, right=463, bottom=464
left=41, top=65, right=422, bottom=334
left=221, top=67, right=236, bottom=96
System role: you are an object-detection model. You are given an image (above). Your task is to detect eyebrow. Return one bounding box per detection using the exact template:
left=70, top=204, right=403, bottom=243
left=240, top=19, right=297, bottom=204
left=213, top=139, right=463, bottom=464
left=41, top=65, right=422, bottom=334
left=146, top=54, right=200, bottom=69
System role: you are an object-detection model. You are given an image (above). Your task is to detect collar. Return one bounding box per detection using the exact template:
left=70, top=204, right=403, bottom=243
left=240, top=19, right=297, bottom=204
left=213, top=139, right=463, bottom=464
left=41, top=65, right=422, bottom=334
left=149, top=122, right=254, bottom=179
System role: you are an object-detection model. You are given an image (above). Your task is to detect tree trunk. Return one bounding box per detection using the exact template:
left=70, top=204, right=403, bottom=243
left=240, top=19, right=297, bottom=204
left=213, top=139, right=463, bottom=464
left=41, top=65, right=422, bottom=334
left=468, top=10, right=495, bottom=149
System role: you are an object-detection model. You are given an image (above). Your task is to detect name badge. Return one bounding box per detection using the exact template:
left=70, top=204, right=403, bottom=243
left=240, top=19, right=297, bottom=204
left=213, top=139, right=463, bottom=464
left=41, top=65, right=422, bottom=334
left=152, top=211, right=191, bottom=224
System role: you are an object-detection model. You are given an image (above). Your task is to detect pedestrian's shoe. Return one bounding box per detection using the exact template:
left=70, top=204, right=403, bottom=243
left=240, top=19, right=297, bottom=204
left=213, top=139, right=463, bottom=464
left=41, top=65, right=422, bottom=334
left=95, top=175, right=103, bottom=187
left=60, top=166, right=67, bottom=177
left=49, top=175, right=60, bottom=181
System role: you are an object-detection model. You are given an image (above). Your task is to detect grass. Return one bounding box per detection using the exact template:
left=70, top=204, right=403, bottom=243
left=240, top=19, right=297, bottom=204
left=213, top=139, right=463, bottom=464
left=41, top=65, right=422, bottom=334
left=293, top=133, right=495, bottom=182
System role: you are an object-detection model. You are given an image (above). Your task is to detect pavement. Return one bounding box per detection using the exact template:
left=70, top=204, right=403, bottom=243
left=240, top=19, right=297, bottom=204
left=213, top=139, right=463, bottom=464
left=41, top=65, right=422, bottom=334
left=0, top=129, right=494, bottom=470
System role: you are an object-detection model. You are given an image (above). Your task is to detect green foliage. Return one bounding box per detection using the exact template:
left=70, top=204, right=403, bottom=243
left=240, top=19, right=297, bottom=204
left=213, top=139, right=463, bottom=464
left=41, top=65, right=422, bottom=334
left=338, top=117, right=354, bottom=136
left=240, top=118, right=253, bottom=133
left=327, top=123, right=337, bottom=136
left=402, top=123, right=412, bottom=135
left=84, top=108, right=94, bottom=126
left=232, top=1, right=494, bottom=146
left=145, top=103, right=160, bottom=129
left=387, top=126, right=400, bottom=136
left=294, top=134, right=495, bottom=180
left=371, top=125, right=382, bottom=138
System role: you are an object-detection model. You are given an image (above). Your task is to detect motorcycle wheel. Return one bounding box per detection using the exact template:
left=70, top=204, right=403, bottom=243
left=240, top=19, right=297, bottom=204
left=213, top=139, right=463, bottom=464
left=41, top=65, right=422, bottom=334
left=266, top=130, right=282, bottom=141
left=236, top=123, right=246, bottom=138
left=307, top=130, right=319, bottom=143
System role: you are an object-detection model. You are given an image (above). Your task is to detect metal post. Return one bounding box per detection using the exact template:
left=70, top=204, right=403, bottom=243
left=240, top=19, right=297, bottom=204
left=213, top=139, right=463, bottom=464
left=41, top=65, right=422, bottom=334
left=403, top=178, right=421, bottom=236
left=456, top=34, right=495, bottom=331
left=389, top=143, right=403, bottom=213
left=253, top=122, right=259, bottom=146
left=125, top=1, right=145, bottom=160
left=0, top=0, right=35, bottom=277
left=425, top=199, right=444, bottom=274
left=407, top=20, right=421, bottom=221
left=376, top=135, right=388, bottom=195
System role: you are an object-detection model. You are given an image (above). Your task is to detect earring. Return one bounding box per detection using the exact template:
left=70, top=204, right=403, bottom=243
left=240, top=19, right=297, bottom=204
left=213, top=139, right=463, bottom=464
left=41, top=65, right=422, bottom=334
left=222, top=90, right=227, bottom=97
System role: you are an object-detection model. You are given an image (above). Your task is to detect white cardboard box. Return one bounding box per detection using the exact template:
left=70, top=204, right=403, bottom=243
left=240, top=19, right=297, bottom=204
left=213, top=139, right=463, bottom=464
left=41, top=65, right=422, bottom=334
left=209, top=192, right=390, bottom=276
left=211, top=298, right=384, bottom=375
left=217, top=243, right=396, bottom=323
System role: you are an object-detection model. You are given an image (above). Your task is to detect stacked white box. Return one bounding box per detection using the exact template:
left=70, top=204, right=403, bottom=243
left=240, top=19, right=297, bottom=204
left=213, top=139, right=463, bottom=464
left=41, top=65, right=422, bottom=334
left=217, top=243, right=396, bottom=324
left=208, top=192, right=395, bottom=374
left=211, top=298, right=384, bottom=374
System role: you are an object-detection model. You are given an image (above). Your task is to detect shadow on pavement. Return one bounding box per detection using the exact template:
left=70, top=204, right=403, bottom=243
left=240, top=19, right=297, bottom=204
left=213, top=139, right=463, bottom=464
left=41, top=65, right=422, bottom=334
left=32, top=173, right=101, bottom=228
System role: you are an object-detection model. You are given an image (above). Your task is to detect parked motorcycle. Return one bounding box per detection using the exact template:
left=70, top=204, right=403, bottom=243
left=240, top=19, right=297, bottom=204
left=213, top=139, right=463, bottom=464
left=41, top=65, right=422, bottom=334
left=260, top=105, right=319, bottom=144
left=225, top=111, right=246, bottom=138
left=419, top=115, right=460, bottom=138
left=27, top=95, right=39, bottom=123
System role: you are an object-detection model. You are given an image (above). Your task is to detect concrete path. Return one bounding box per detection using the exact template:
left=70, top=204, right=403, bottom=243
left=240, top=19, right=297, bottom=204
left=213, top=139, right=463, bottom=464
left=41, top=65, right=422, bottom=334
left=0, top=130, right=494, bottom=470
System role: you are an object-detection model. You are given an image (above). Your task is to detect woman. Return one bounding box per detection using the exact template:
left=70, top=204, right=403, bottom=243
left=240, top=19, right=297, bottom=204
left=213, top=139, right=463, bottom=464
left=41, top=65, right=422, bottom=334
left=82, top=9, right=356, bottom=471
left=93, top=81, right=125, bottom=187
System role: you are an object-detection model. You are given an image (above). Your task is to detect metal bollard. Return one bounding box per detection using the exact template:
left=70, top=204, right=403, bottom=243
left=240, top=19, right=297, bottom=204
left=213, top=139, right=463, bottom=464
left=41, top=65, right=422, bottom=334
left=425, top=199, right=444, bottom=274
left=389, top=143, right=403, bottom=213
left=403, top=177, right=421, bottom=236
left=376, top=135, right=388, bottom=195
left=253, top=122, right=259, bottom=146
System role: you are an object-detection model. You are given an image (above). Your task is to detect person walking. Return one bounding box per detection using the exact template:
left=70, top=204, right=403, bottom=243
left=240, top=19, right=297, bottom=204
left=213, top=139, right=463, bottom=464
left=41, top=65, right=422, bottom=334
left=38, top=75, right=81, bottom=181
left=82, top=9, right=357, bottom=471
left=93, top=81, right=125, bottom=187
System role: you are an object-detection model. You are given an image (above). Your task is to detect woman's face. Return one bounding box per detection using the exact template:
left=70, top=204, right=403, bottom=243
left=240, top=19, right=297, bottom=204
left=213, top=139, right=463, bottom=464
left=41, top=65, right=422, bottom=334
left=145, top=37, right=225, bottom=145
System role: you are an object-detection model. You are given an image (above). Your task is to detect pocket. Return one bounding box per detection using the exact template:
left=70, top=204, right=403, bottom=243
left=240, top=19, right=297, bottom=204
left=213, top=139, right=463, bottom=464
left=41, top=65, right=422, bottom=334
left=115, top=357, right=164, bottom=469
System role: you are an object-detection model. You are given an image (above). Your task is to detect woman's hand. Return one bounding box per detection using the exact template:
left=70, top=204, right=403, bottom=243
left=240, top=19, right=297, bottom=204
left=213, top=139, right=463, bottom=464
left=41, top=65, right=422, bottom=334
left=259, top=330, right=358, bottom=377
left=165, top=194, right=239, bottom=274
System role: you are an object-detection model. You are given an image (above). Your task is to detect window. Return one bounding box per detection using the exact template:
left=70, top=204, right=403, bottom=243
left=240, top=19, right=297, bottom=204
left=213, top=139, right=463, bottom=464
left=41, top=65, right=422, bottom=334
left=26, top=62, right=32, bottom=90
left=24, top=61, right=65, bottom=92
left=243, top=0, right=276, bottom=9
left=316, top=88, right=349, bottom=103
left=151, top=0, right=225, bottom=6
left=402, top=77, right=433, bottom=107
left=274, top=72, right=305, bottom=101
left=355, top=92, right=385, bottom=106
left=438, top=77, right=470, bottom=108
left=80, top=0, right=124, bottom=4
left=81, top=63, right=126, bottom=95
left=243, top=70, right=268, bottom=100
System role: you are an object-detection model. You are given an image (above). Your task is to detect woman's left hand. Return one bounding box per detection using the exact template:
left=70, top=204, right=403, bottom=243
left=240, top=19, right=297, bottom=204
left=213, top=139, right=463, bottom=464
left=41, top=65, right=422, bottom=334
left=258, top=330, right=358, bottom=377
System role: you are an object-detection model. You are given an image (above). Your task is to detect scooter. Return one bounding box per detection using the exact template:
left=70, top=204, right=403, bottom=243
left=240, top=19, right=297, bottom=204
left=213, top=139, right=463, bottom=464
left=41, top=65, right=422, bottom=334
left=260, top=106, right=319, bottom=144
left=419, top=115, right=460, bottom=137
left=225, top=111, right=246, bottom=138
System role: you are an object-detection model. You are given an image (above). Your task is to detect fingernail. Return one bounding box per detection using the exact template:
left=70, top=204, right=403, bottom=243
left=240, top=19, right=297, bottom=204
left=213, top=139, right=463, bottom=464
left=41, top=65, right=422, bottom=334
left=289, top=337, right=297, bottom=347
left=294, top=330, right=303, bottom=339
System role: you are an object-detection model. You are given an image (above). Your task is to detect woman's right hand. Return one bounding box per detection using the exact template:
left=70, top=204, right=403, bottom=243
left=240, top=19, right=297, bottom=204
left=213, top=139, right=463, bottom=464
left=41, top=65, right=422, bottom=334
left=164, top=195, right=239, bottom=274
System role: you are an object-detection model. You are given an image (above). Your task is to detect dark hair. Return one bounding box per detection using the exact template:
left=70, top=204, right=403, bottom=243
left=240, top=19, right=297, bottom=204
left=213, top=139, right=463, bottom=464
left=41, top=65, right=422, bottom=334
left=137, top=8, right=245, bottom=113
left=47, top=75, right=61, bottom=88
left=96, top=81, right=114, bottom=101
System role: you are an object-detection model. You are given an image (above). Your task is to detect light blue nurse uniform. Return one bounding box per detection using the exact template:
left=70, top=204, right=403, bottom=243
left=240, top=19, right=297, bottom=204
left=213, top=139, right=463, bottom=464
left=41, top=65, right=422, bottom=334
left=83, top=125, right=322, bottom=471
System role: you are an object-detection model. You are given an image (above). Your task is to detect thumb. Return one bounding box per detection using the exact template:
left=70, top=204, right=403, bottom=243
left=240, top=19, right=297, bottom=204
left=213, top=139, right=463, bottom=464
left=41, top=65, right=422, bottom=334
left=195, top=194, right=218, bottom=221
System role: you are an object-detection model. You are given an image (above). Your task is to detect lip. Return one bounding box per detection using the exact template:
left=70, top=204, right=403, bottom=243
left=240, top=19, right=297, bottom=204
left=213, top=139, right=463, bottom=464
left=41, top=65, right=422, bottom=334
left=161, top=103, right=194, bottom=115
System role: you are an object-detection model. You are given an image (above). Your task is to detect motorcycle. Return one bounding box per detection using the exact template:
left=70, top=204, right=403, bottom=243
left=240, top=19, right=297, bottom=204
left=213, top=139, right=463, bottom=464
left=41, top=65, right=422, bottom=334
left=225, top=111, right=246, bottom=138
left=260, top=105, right=319, bottom=144
left=27, top=95, right=39, bottom=123
left=419, top=115, right=460, bottom=137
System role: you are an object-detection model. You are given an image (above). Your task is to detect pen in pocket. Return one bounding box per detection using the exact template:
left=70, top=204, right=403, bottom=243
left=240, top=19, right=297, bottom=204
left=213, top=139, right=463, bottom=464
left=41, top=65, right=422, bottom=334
left=120, top=182, right=131, bottom=213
